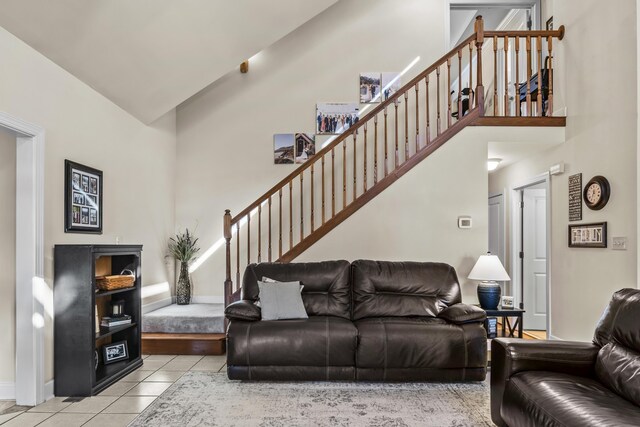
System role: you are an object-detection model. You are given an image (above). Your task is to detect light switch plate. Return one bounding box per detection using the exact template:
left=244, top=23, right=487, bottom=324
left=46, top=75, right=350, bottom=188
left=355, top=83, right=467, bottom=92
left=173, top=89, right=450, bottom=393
left=458, top=216, right=472, bottom=229
left=612, top=237, right=627, bottom=250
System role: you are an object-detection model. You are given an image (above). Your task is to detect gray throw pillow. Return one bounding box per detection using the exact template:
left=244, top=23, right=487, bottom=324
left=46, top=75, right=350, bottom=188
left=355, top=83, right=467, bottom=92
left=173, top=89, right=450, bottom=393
left=257, top=280, right=308, bottom=321
left=255, top=277, right=303, bottom=307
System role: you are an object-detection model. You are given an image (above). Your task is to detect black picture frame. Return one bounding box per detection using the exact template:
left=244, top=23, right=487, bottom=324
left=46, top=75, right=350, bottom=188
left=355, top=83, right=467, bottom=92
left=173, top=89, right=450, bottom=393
left=568, top=222, right=607, bottom=248
left=65, top=160, right=103, bottom=233
left=102, top=341, right=129, bottom=365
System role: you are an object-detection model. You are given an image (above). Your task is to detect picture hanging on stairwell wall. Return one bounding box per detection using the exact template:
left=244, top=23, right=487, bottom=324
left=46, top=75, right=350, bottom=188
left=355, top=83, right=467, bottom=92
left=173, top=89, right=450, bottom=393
left=360, top=73, right=381, bottom=103
left=316, top=103, right=359, bottom=135
left=294, top=133, right=315, bottom=164
left=381, top=72, right=402, bottom=101
left=274, top=133, right=315, bottom=165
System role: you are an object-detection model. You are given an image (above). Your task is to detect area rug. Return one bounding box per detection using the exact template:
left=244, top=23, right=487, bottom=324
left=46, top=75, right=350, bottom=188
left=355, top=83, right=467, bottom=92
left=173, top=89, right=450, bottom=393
left=129, top=372, right=492, bottom=426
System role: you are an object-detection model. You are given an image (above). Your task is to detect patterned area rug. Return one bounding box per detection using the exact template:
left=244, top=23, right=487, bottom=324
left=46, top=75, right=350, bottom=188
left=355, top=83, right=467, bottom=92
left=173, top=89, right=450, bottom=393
left=129, top=372, right=492, bottom=426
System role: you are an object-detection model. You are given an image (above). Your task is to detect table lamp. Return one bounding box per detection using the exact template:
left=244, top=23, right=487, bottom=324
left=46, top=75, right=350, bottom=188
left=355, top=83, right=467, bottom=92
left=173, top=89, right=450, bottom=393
left=468, top=253, right=510, bottom=309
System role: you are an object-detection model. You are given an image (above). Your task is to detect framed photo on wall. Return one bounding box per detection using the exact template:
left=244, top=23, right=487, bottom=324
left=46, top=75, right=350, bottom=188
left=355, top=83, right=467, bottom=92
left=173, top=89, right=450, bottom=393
left=65, top=160, right=103, bottom=233
left=568, top=222, right=607, bottom=248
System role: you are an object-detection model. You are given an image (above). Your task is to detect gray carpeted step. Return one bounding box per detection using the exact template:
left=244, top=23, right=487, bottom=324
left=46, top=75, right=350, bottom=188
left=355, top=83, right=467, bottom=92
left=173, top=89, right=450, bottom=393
left=142, top=303, right=225, bottom=334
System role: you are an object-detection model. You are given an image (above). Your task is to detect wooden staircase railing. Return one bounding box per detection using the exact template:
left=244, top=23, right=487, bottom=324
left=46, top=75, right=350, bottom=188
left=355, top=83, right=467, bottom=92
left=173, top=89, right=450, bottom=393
left=223, top=17, right=565, bottom=305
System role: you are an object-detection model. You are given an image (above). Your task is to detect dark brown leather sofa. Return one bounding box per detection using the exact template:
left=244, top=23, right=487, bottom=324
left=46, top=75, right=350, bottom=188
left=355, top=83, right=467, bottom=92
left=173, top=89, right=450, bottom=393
left=491, top=288, right=640, bottom=427
left=225, top=260, right=487, bottom=381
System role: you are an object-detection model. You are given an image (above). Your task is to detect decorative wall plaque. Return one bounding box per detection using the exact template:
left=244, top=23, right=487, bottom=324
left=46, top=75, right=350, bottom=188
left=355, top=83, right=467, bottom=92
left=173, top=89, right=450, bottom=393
left=568, top=173, right=582, bottom=222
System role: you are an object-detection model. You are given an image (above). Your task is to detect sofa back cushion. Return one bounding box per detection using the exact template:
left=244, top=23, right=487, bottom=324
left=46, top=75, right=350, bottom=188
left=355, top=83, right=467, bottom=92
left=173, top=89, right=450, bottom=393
left=242, top=261, right=351, bottom=319
left=595, top=342, right=640, bottom=406
left=351, top=260, right=461, bottom=320
left=593, top=288, right=640, bottom=352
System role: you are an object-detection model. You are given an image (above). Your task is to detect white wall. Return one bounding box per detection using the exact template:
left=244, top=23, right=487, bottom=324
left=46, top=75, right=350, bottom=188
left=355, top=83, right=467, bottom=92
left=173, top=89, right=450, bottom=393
left=0, top=25, right=177, bottom=382
left=490, top=0, right=637, bottom=341
left=177, top=0, right=454, bottom=299
left=0, top=127, right=16, bottom=383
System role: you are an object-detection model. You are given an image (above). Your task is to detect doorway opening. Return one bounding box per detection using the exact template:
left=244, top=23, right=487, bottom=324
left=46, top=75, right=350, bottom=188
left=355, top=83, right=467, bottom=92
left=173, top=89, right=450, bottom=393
left=511, top=175, right=550, bottom=336
left=0, top=112, right=46, bottom=406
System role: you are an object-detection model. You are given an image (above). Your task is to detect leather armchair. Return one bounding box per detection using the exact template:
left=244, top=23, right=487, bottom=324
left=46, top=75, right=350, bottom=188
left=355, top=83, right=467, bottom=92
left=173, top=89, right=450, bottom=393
left=491, top=288, right=640, bottom=427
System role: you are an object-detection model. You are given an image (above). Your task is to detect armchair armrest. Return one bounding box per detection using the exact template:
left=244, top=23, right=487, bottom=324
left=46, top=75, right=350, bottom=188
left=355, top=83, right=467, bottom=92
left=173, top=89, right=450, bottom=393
left=490, top=338, right=599, bottom=426
left=438, top=303, right=486, bottom=324
left=225, top=300, right=261, bottom=322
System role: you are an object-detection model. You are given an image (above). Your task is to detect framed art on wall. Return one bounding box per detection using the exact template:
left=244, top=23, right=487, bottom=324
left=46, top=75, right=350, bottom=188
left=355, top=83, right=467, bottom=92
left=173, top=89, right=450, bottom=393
left=65, top=160, right=103, bottom=233
left=568, top=222, right=607, bottom=248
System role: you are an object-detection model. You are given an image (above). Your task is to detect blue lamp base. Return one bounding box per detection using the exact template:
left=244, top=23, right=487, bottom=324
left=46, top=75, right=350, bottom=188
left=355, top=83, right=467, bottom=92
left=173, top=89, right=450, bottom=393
left=477, top=281, right=501, bottom=310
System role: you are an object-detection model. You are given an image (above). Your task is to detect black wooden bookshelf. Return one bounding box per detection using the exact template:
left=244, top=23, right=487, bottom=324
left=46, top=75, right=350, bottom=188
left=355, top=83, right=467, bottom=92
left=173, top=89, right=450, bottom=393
left=54, top=244, right=143, bottom=396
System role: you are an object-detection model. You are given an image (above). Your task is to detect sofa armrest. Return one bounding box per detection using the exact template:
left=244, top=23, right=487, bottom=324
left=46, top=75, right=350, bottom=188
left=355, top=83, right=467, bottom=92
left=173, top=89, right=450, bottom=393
left=490, top=338, right=599, bottom=426
left=225, top=300, right=261, bottom=322
left=438, top=303, right=486, bottom=324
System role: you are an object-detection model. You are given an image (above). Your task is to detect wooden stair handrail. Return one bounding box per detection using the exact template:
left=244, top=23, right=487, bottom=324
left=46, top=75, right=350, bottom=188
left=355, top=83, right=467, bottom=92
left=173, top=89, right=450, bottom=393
left=485, top=26, right=565, bottom=40
left=230, top=32, right=480, bottom=225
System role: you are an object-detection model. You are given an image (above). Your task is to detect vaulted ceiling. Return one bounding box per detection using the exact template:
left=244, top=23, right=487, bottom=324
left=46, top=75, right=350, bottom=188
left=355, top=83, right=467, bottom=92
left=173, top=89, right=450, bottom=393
left=0, top=0, right=338, bottom=123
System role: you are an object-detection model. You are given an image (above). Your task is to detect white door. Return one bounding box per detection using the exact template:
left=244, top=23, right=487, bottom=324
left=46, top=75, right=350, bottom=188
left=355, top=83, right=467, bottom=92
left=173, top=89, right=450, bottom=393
left=488, top=194, right=505, bottom=264
left=522, top=188, right=547, bottom=330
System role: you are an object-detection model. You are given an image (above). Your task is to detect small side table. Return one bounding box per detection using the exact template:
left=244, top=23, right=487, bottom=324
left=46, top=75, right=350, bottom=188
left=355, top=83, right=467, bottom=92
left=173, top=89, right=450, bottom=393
left=482, top=306, right=526, bottom=338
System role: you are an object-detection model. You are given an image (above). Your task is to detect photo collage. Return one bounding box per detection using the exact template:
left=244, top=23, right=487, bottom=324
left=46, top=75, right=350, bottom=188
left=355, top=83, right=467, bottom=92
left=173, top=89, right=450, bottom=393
left=71, top=169, right=100, bottom=228
left=273, top=71, right=400, bottom=164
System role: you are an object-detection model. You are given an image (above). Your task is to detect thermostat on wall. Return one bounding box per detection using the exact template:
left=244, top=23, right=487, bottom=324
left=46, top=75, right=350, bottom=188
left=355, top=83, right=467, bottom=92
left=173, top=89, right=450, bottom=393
left=458, top=216, right=472, bottom=229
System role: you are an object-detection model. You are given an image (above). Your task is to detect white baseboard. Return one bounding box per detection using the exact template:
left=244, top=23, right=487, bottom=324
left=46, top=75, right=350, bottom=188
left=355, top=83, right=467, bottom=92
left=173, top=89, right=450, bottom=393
left=548, top=334, right=563, bottom=341
left=0, top=382, right=15, bottom=400
left=142, top=296, right=175, bottom=314
left=191, top=296, right=224, bottom=304
left=44, top=380, right=54, bottom=401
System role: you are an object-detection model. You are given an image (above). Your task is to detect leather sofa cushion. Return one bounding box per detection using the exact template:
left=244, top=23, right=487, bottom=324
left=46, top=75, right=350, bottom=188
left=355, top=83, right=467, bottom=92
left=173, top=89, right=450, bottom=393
left=225, top=299, right=261, bottom=321
left=227, top=316, right=357, bottom=367
left=502, top=371, right=640, bottom=427
left=352, top=260, right=461, bottom=320
left=355, top=317, right=486, bottom=370
left=242, top=261, right=351, bottom=319
left=593, top=288, right=640, bottom=352
left=596, top=342, right=640, bottom=407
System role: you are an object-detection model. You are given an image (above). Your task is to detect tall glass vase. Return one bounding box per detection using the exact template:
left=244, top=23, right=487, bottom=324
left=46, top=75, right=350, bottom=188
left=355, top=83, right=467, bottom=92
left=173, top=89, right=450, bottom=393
left=176, top=261, right=192, bottom=305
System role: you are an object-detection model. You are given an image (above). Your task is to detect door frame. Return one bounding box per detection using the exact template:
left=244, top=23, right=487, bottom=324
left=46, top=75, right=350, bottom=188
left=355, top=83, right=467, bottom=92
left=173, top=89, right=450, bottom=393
left=0, top=111, right=46, bottom=405
left=510, top=172, right=551, bottom=336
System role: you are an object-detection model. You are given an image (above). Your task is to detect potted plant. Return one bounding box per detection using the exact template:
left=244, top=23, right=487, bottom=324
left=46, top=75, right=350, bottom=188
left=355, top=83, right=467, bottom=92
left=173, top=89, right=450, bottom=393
left=168, top=229, right=200, bottom=305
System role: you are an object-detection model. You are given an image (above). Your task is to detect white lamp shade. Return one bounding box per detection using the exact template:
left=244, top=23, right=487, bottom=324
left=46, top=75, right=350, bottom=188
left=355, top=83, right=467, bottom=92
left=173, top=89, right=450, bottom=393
left=468, top=254, right=510, bottom=281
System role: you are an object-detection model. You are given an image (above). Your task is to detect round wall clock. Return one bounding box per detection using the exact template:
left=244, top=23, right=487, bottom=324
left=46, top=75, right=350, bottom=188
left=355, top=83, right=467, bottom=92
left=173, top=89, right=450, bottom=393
left=583, top=175, right=610, bottom=210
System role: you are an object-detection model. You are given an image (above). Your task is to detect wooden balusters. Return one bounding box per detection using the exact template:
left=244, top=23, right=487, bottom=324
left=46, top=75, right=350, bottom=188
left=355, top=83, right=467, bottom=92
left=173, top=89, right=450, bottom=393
left=514, top=37, right=520, bottom=117
left=404, top=91, right=409, bottom=159
left=268, top=197, right=272, bottom=262
left=310, top=164, right=314, bottom=233
left=257, top=204, right=261, bottom=262
left=300, top=173, right=304, bottom=239
left=331, top=147, right=335, bottom=216
left=547, top=35, right=553, bottom=116
left=504, top=36, right=509, bottom=116
left=224, top=210, right=232, bottom=305
left=536, top=36, right=543, bottom=116
left=384, top=107, right=388, bottom=177
left=415, top=83, right=419, bottom=151
left=321, top=155, right=326, bottom=224
left=394, top=99, right=399, bottom=168
left=475, top=16, right=484, bottom=112
left=425, top=75, right=431, bottom=144
left=289, top=181, right=293, bottom=251
left=236, top=223, right=240, bottom=285
left=447, top=58, right=452, bottom=127
left=352, top=132, right=356, bottom=202
left=374, top=115, right=378, bottom=184
left=493, top=35, right=498, bottom=116
left=469, top=42, right=473, bottom=108
left=526, top=36, right=532, bottom=116
left=458, top=49, right=462, bottom=120
left=342, top=140, right=347, bottom=207
left=436, top=67, right=441, bottom=135
left=363, top=122, right=368, bottom=192
left=247, top=214, right=251, bottom=265
left=278, top=189, right=282, bottom=258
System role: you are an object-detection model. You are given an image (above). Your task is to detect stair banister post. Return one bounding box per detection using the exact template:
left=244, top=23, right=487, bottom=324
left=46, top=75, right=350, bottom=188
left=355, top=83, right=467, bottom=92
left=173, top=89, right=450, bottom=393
left=223, top=209, right=233, bottom=307
left=474, top=15, right=485, bottom=115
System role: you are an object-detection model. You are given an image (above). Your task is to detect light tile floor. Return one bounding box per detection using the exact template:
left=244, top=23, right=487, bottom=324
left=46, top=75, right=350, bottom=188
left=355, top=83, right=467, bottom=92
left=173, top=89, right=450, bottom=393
left=0, top=354, right=227, bottom=427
